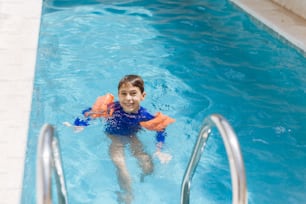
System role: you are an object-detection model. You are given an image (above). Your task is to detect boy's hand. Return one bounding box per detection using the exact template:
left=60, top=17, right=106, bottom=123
left=73, top=126, right=85, bottom=133
left=62, top=122, right=85, bottom=133
left=154, top=151, right=172, bottom=164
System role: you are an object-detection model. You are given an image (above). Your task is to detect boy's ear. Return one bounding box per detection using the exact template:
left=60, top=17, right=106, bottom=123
left=142, top=91, right=146, bottom=100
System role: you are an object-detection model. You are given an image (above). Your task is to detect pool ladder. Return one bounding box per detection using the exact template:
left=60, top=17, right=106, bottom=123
left=180, top=114, right=247, bottom=204
left=36, top=124, right=68, bottom=204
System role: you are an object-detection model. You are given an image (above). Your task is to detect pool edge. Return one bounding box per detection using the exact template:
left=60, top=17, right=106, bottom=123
left=0, top=0, right=42, bottom=203
left=231, top=0, right=306, bottom=55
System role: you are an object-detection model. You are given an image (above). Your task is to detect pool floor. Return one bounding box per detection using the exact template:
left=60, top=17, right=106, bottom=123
left=0, top=0, right=305, bottom=203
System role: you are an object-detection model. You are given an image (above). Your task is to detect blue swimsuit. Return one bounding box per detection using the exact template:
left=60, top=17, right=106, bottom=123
left=105, top=102, right=166, bottom=143
left=74, top=101, right=166, bottom=143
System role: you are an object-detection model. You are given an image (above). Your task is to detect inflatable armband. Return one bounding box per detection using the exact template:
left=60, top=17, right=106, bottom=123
left=140, top=112, right=175, bottom=131
left=90, top=93, right=115, bottom=118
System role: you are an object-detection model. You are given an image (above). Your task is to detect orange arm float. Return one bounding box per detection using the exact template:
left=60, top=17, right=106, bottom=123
left=140, top=112, right=175, bottom=131
left=89, top=93, right=115, bottom=118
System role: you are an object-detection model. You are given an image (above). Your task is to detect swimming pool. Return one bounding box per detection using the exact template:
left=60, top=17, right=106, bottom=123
left=21, top=0, right=306, bottom=203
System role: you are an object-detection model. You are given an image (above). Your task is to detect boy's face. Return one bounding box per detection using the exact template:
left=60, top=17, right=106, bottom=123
left=118, top=83, right=146, bottom=113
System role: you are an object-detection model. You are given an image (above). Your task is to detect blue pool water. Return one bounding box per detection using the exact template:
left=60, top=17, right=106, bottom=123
left=22, top=0, right=306, bottom=203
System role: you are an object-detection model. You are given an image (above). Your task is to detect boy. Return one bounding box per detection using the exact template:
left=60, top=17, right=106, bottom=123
left=68, top=75, right=174, bottom=203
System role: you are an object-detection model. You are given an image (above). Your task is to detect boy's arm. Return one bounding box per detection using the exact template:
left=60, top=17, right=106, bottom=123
left=140, top=112, right=175, bottom=131
left=88, top=93, right=115, bottom=118
left=154, top=131, right=172, bottom=164
left=67, top=94, right=115, bottom=130
left=138, top=110, right=174, bottom=163
left=150, top=119, right=173, bottom=164
left=155, top=131, right=166, bottom=151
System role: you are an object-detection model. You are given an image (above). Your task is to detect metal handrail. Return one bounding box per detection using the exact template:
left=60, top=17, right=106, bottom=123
left=36, top=124, right=68, bottom=204
left=180, top=114, right=247, bottom=204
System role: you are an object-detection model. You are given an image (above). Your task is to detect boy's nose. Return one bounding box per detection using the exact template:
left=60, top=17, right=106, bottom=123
left=126, top=94, right=132, bottom=100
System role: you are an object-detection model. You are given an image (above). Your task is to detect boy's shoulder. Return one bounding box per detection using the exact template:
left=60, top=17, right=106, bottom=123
left=138, top=106, right=154, bottom=119
left=138, top=106, right=148, bottom=113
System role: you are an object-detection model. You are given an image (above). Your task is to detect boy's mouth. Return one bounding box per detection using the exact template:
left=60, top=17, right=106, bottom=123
left=122, top=102, right=139, bottom=113
left=124, top=103, right=134, bottom=107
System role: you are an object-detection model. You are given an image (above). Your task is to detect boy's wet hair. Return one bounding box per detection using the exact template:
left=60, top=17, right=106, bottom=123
left=118, top=75, right=145, bottom=93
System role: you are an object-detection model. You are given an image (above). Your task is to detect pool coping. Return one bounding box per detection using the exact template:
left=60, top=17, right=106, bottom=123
left=231, top=0, right=306, bottom=55
left=0, top=0, right=42, bottom=203
left=0, top=0, right=305, bottom=203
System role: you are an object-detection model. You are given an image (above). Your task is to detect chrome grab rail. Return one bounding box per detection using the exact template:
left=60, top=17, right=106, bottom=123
left=180, top=114, right=247, bottom=204
left=37, top=124, right=68, bottom=204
